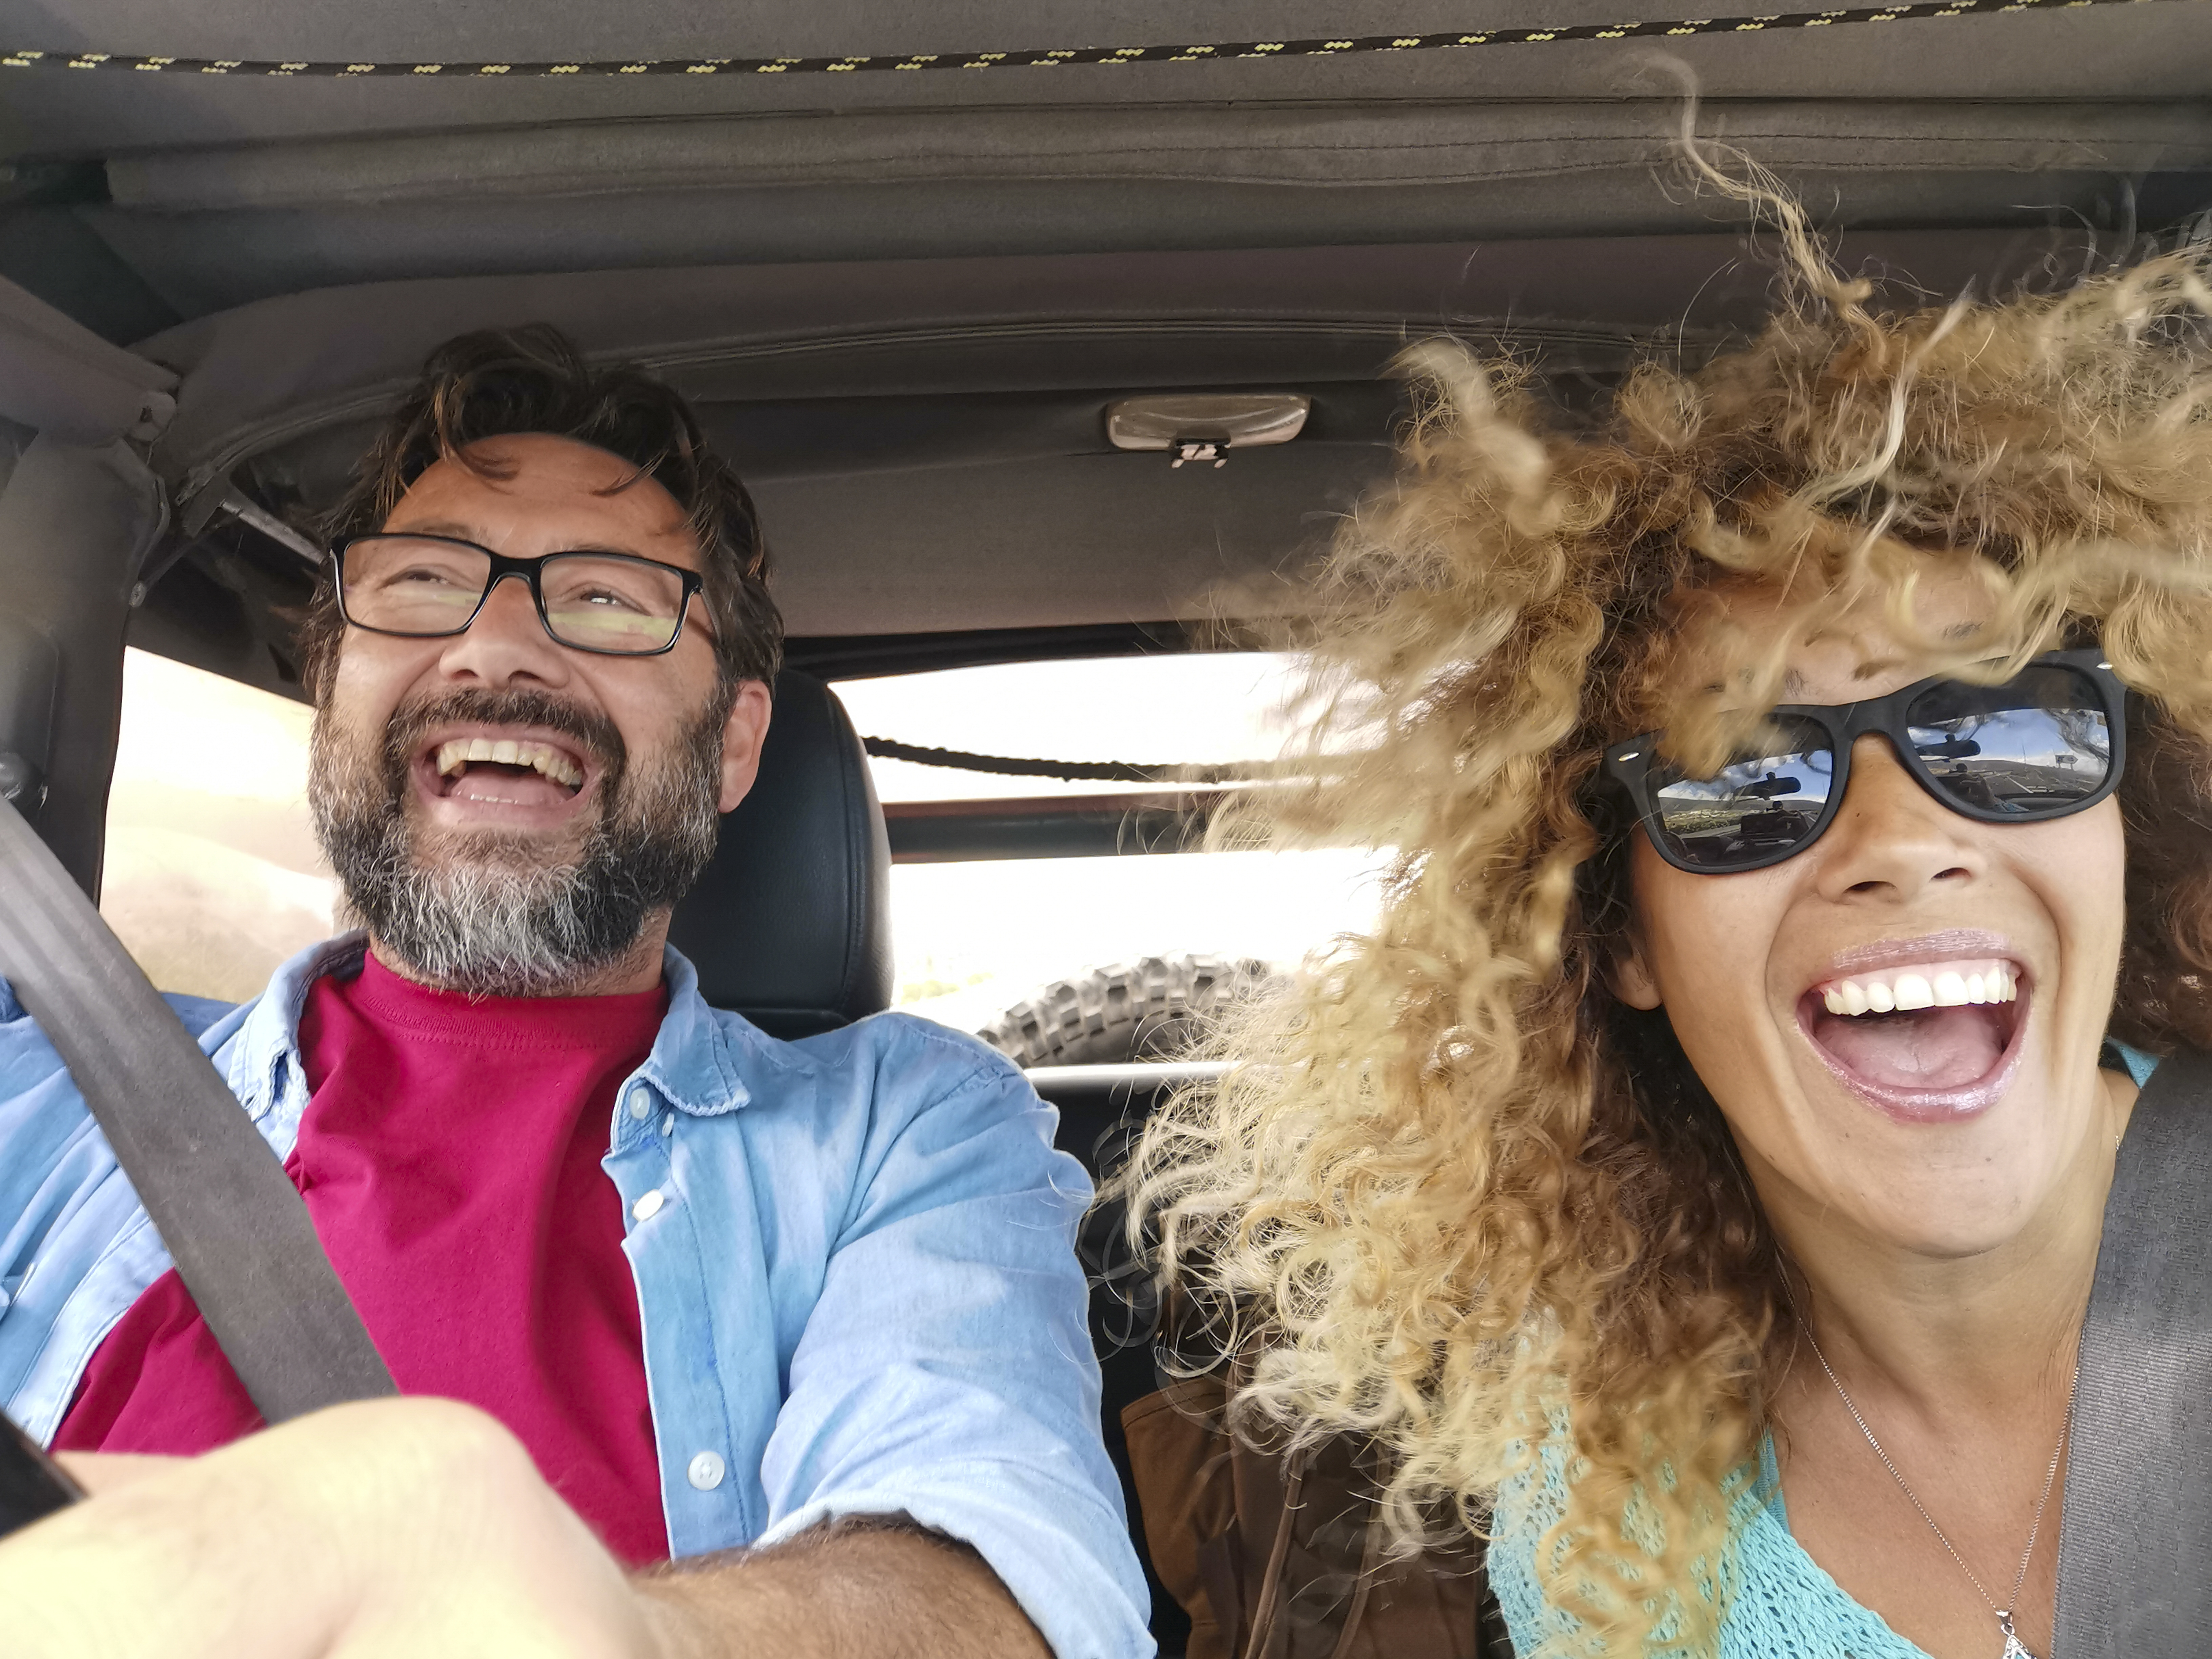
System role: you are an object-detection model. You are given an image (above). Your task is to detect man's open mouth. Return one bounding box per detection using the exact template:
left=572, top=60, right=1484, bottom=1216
left=419, top=733, right=591, bottom=811
left=1798, top=956, right=2028, bottom=1120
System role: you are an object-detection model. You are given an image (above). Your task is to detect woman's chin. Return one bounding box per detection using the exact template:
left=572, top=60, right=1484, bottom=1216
left=1784, top=1062, right=2075, bottom=1258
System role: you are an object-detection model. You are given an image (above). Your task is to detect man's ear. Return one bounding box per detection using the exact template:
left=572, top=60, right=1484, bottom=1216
left=1607, top=937, right=1664, bottom=1011
left=717, top=680, right=774, bottom=814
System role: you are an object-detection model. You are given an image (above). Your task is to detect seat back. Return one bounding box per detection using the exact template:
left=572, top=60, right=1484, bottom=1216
left=668, top=670, right=894, bottom=1036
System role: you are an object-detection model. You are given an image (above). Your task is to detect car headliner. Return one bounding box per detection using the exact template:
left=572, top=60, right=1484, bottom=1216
left=2, top=0, right=2209, bottom=704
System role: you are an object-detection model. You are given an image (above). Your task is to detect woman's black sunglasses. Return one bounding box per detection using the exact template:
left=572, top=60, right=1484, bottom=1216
left=1602, top=647, right=2127, bottom=875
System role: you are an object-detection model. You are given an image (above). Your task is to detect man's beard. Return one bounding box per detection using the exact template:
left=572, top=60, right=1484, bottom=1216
left=309, top=684, right=731, bottom=996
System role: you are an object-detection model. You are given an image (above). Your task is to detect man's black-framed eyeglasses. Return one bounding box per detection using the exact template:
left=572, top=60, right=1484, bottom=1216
left=331, top=533, right=705, bottom=658
left=1602, top=647, right=2127, bottom=875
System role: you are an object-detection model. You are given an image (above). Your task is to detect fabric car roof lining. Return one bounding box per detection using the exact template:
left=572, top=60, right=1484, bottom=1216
left=7, top=0, right=2208, bottom=159
left=135, top=228, right=2102, bottom=490
left=102, top=101, right=2212, bottom=212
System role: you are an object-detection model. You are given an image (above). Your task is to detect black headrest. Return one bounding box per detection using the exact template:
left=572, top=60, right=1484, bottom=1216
left=667, top=670, right=894, bottom=1038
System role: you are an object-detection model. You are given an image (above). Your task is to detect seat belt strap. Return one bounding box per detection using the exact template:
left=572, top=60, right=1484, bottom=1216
left=2054, top=1044, right=2212, bottom=1655
left=0, top=797, right=395, bottom=1425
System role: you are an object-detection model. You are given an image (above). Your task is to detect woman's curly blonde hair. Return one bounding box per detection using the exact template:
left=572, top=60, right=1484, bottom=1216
left=1123, top=177, right=2212, bottom=1654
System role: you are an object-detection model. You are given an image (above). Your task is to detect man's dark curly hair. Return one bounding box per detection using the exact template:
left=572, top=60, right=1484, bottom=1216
left=298, top=324, right=781, bottom=697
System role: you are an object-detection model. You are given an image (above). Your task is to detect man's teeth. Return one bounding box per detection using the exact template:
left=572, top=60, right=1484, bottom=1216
left=1818, top=959, right=2018, bottom=1017
left=432, top=737, right=583, bottom=787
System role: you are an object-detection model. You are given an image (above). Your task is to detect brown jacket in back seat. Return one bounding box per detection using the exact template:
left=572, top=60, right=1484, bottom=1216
left=1120, top=1365, right=1512, bottom=1659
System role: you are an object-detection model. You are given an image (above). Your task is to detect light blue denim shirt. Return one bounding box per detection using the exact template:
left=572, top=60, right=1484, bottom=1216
left=0, top=935, right=1151, bottom=1659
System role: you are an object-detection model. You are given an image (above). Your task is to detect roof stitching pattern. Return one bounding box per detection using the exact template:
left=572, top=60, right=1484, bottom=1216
left=3, top=0, right=2195, bottom=79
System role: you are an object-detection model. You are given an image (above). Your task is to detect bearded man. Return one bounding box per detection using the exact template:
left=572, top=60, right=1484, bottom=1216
left=0, top=329, right=1149, bottom=1659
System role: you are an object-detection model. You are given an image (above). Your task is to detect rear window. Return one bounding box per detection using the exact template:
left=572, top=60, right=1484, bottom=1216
left=838, top=653, right=1383, bottom=1032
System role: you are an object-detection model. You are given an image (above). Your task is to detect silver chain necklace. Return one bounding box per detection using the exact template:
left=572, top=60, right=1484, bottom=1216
left=1790, top=1300, right=2078, bottom=1659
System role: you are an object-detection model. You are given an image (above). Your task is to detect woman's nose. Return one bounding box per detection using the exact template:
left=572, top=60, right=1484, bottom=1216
left=1810, top=733, right=1983, bottom=902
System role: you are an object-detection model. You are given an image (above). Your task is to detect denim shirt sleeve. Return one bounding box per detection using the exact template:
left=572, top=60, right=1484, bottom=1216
left=752, top=1037, right=1152, bottom=1659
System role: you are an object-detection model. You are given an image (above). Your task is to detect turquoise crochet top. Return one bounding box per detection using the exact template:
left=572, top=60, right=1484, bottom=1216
left=1488, top=1043, right=2157, bottom=1657
left=1489, top=1435, right=1932, bottom=1659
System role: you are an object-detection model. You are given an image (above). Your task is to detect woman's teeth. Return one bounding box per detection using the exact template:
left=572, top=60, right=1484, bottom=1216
left=1817, top=959, right=2018, bottom=1017
left=433, top=737, right=583, bottom=787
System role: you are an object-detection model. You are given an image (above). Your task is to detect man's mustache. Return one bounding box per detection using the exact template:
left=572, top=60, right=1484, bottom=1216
left=378, top=688, right=626, bottom=791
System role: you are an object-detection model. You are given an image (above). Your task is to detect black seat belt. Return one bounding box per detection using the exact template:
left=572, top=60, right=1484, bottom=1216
left=0, top=796, right=395, bottom=1425
left=2054, top=1045, right=2212, bottom=1655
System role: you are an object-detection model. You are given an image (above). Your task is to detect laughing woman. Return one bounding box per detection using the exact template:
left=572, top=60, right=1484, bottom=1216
left=1125, top=212, right=2212, bottom=1658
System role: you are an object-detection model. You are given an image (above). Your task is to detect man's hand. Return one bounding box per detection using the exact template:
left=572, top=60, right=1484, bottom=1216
left=4, top=1404, right=1053, bottom=1659
left=0, top=1397, right=653, bottom=1658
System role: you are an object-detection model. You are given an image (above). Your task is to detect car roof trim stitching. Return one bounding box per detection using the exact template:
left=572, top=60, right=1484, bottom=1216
left=3, top=0, right=2199, bottom=78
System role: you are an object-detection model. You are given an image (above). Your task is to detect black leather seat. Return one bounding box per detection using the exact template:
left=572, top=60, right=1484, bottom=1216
left=668, top=670, right=894, bottom=1037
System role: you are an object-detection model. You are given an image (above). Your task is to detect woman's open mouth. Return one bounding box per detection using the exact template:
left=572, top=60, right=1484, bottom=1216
left=1798, top=956, right=2028, bottom=1122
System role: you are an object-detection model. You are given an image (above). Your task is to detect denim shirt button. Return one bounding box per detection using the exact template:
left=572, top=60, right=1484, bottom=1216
left=631, top=1189, right=666, bottom=1222
left=687, top=1451, right=726, bottom=1491
left=627, top=1086, right=653, bottom=1122
left=661, top=1113, right=675, bottom=1139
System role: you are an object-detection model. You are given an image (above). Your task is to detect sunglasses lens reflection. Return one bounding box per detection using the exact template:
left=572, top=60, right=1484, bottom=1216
left=1648, top=718, right=1835, bottom=871
left=1904, top=666, right=2113, bottom=816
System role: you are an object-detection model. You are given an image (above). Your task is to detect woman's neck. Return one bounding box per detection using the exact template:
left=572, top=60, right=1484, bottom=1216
left=1758, top=1067, right=2136, bottom=1416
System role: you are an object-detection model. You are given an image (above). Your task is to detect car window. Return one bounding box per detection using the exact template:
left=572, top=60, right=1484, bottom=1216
left=101, top=650, right=340, bottom=1003
left=836, top=654, right=1384, bottom=1034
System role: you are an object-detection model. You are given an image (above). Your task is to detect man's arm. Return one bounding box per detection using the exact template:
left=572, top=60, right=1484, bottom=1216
left=60, top=1452, right=1052, bottom=1656
left=742, top=1038, right=1149, bottom=1659
left=3, top=1399, right=1049, bottom=1659
left=639, top=1520, right=1048, bottom=1659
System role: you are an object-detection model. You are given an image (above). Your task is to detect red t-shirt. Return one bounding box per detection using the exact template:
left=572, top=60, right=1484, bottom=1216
left=54, top=953, right=673, bottom=1565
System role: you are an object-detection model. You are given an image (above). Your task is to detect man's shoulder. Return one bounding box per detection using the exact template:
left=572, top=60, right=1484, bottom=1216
left=0, top=979, right=244, bottom=1083
left=790, top=1008, right=1015, bottom=1069
left=692, top=1004, right=1039, bottom=1131
left=781, top=1010, right=1027, bottom=1100
left=0, top=934, right=367, bottom=1124
left=723, top=1008, right=1089, bottom=1222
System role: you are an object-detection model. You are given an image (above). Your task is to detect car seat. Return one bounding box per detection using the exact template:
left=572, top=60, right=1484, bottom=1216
left=668, top=669, right=895, bottom=1036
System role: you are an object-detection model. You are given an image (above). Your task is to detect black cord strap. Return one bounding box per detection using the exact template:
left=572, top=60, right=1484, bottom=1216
left=862, top=736, right=1258, bottom=785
